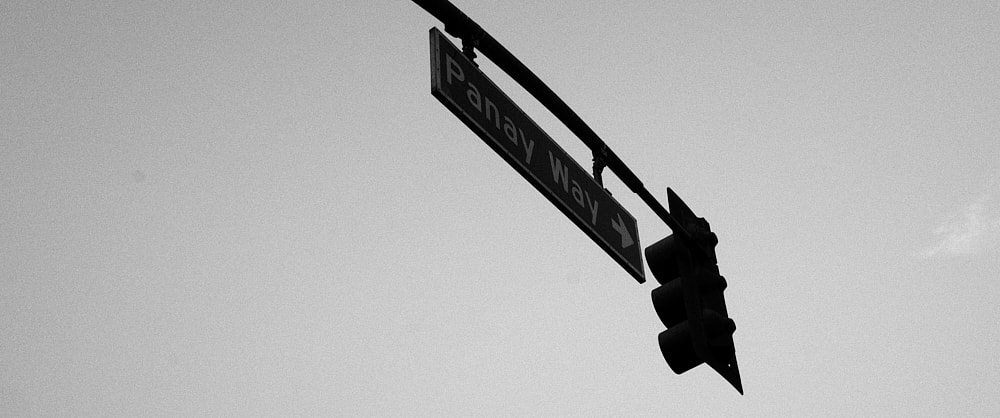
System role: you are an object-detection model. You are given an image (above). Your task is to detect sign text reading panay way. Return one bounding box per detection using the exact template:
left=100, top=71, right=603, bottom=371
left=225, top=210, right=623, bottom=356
left=429, top=28, right=644, bottom=282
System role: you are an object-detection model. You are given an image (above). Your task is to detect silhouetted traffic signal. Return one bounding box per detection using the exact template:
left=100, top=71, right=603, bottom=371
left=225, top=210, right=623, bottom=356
left=647, top=188, right=742, bottom=394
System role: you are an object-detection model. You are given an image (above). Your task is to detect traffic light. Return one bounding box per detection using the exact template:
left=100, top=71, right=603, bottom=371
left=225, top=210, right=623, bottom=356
left=647, top=188, right=743, bottom=394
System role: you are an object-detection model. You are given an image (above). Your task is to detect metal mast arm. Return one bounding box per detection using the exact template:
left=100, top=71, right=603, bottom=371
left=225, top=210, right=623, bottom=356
left=411, top=0, right=690, bottom=241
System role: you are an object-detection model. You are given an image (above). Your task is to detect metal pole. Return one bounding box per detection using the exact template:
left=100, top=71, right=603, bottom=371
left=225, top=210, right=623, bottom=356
left=411, top=0, right=692, bottom=242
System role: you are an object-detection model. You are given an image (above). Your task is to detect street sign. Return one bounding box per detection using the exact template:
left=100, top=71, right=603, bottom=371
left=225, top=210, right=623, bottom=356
left=429, top=27, right=644, bottom=283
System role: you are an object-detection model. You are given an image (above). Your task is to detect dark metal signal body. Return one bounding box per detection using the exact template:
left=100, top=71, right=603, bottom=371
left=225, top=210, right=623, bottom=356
left=647, top=189, right=742, bottom=394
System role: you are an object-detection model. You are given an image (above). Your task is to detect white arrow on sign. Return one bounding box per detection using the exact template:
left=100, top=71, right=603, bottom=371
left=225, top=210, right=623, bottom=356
left=610, top=213, right=634, bottom=249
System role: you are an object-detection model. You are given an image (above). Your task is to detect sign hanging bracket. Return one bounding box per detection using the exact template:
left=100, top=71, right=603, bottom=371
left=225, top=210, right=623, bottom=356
left=461, top=36, right=479, bottom=64
left=593, top=145, right=609, bottom=187
left=447, top=23, right=482, bottom=66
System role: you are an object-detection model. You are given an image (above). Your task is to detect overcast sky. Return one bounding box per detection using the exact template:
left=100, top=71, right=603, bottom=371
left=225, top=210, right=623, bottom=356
left=3, top=1, right=999, bottom=416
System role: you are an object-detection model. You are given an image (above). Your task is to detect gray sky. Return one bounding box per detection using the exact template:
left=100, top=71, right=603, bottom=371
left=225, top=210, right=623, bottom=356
left=3, top=0, right=999, bottom=416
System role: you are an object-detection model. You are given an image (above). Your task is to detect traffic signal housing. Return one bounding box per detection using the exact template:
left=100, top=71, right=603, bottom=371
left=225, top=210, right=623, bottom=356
left=647, top=188, right=742, bottom=394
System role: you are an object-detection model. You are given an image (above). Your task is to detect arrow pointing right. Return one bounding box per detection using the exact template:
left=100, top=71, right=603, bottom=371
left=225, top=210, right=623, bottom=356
left=611, top=213, right=634, bottom=249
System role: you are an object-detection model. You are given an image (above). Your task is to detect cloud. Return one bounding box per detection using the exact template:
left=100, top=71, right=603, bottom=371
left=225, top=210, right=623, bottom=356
left=919, top=191, right=1000, bottom=258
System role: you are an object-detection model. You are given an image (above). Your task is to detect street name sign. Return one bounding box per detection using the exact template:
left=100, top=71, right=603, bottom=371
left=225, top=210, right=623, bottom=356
left=429, top=27, right=644, bottom=283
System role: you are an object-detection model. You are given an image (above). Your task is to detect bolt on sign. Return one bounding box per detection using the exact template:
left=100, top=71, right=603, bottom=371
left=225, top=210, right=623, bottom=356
left=429, top=27, right=644, bottom=283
